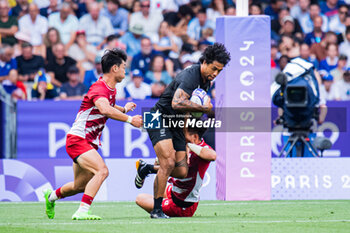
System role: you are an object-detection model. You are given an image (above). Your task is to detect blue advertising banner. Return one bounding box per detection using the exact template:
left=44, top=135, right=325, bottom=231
left=17, top=100, right=158, bottom=159
left=0, top=158, right=217, bottom=201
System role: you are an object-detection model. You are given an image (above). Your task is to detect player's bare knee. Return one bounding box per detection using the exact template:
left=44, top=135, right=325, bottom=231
left=97, top=166, right=109, bottom=180
left=164, top=158, right=175, bottom=173
left=135, top=195, right=142, bottom=206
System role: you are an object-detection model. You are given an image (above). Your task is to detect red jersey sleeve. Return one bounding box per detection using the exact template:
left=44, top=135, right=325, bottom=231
left=87, top=82, right=109, bottom=103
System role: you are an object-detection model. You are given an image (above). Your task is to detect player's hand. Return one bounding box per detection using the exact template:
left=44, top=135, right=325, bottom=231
left=124, top=102, right=136, bottom=113
left=131, top=115, right=143, bottom=128
left=203, top=96, right=213, bottom=114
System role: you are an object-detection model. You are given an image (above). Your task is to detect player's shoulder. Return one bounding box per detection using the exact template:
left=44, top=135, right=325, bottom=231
left=177, top=64, right=200, bottom=79
left=199, top=139, right=213, bottom=150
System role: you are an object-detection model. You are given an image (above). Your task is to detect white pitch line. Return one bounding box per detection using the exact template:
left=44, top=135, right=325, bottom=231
left=1, top=201, right=349, bottom=206
left=1, top=219, right=350, bottom=226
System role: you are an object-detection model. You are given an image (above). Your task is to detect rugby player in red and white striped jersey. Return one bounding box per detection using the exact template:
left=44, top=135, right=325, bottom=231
left=43, top=48, right=143, bottom=220
left=135, top=126, right=216, bottom=217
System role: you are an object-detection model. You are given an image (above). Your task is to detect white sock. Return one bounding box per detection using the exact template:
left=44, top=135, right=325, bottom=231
left=77, top=203, right=91, bottom=213
left=48, top=191, right=58, bottom=202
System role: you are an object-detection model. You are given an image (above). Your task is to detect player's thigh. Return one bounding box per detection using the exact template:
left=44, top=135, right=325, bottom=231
left=76, top=149, right=107, bottom=175
left=135, top=193, right=154, bottom=213
left=73, top=162, right=94, bottom=190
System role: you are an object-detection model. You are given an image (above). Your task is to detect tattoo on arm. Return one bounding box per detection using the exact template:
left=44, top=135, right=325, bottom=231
left=172, top=88, right=207, bottom=112
left=175, top=156, right=188, bottom=168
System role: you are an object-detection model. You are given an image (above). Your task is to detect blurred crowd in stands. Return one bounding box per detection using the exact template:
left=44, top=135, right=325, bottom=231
left=0, top=0, right=350, bottom=101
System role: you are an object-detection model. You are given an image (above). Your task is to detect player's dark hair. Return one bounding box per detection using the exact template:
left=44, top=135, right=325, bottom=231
left=199, top=43, right=231, bottom=66
left=101, top=48, right=127, bottom=73
left=187, top=125, right=207, bottom=139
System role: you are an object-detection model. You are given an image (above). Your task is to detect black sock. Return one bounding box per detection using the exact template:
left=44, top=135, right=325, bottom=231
left=154, top=197, right=163, bottom=210
left=147, top=164, right=157, bottom=174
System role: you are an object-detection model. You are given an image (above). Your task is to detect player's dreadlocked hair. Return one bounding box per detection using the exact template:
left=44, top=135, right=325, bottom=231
left=199, top=43, right=231, bottom=66
left=101, top=48, right=127, bottom=73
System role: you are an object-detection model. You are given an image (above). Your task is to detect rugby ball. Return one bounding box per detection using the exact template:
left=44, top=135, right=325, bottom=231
left=190, top=88, right=208, bottom=118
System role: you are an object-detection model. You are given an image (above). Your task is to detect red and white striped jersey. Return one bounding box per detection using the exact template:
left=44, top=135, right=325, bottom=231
left=169, top=140, right=212, bottom=203
left=68, top=78, right=116, bottom=146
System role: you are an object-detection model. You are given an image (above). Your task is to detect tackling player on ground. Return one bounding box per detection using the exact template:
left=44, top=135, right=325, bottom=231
left=135, top=126, right=216, bottom=217
left=43, top=48, right=143, bottom=220
left=136, top=43, right=230, bottom=218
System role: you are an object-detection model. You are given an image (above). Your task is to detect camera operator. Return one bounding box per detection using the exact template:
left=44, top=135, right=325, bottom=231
left=271, top=57, right=329, bottom=157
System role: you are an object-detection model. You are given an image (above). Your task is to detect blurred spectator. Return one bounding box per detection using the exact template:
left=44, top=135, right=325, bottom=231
left=0, top=44, right=17, bottom=81
left=337, top=14, right=350, bottom=44
left=120, top=24, right=143, bottom=58
left=319, top=71, right=334, bottom=101
left=129, top=0, right=163, bottom=40
left=225, top=5, right=236, bottom=15
left=278, top=55, right=290, bottom=71
left=150, top=80, right=166, bottom=98
left=59, top=65, right=87, bottom=100
left=31, top=70, right=58, bottom=100
left=180, top=53, right=194, bottom=69
left=2, top=69, right=26, bottom=100
left=0, top=0, right=18, bottom=46
left=206, top=0, right=226, bottom=22
left=16, top=42, right=45, bottom=82
left=18, top=3, right=48, bottom=53
left=124, top=69, right=151, bottom=99
left=279, top=35, right=300, bottom=58
left=249, top=2, right=263, bottom=15
left=163, top=5, right=194, bottom=37
left=152, top=21, right=181, bottom=60
left=130, top=0, right=141, bottom=13
left=43, top=27, right=62, bottom=61
left=319, top=43, right=339, bottom=72
left=40, top=0, right=59, bottom=18
left=339, top=26, right=350, bottom=66
left=187, top=8, right=215, bottom=41
left=149, top=0, right=179, bottom=13
left=310, top=31, right=338, bottom=61
left=13, top=30, right=31, bottom=57
left=145, top=54, right=172, bottom=85
left=264, top=0, right=285, bottom=20
left=12, top=0, right=29, bottom=18
left=271, top=7, right=303, bottom=41
left=48, top=2, right=79, bottom=48
left=68, top=30, right=97, bottom=72
left=304, top=15, right=325, bottom=45
left=79, top=1, right=114, bottom=47
left=329, top=4, right=348, bottom=34
left=329, top=67, right=350, bottom=100
left=83, top=55, right=102, bottom=90
left=46, top=43, right=77, bottom=87
left=320, top=0, right=345, bottom=19
left=290, top=0, right=309, bottom=21
left=98, top=34, right=126, bottom=56
left=330, top=54, right=347, bottom=82
left=131, top=37, right=159, bottom=75
left=299, top=42, right=319, bottom=68
left=298, top=3, right=329, bottom=34
left=280, top=15, right=300, bottom=39
left=101, top=0, right=129, bottom=36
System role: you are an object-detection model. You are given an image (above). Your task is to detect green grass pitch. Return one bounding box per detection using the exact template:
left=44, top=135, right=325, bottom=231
left=1, top=200, right=350, bottom=233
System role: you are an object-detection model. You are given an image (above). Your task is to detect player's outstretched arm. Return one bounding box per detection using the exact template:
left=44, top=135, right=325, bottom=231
left=115, top=102, right=136, bottom=113
left=187, top=143, right=216, bottom=161
left=95, top=97, right=143, bottom=128
left=172, top=88, right=212, bottom=113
